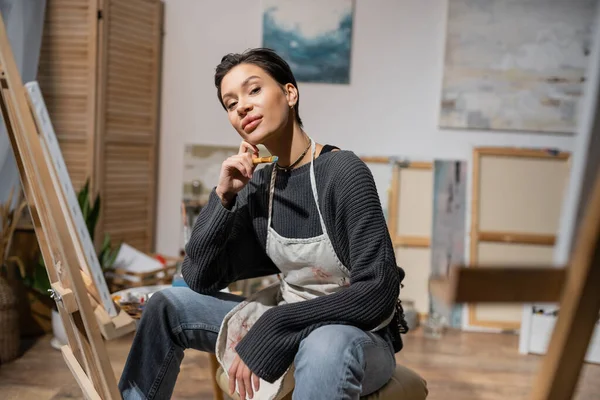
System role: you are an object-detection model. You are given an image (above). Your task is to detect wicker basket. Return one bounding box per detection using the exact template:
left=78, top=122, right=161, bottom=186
left=0, top=274, right=19, bottom=364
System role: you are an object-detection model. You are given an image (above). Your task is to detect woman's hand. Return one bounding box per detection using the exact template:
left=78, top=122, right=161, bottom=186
left=216, top=141, right=259, bottom=208
left=228, top=353, right=260, bottom=399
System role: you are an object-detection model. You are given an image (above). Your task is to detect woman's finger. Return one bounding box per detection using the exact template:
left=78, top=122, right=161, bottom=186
left=228, top=356, right=239, bottom=395
left=236, top=159, right=251, bottom=179
left=240, top=153, right=255, bottom=178
left=239, top=140, right=259, bottom=157
left=224, top=157, right=250, bottom=179
left=236, top=369, right=246, bottom=400
left=243, top=367, right=253, bottom=399
left=232, top=154, right=254, bottom=179
left=252, top=373, right=260, bottom=393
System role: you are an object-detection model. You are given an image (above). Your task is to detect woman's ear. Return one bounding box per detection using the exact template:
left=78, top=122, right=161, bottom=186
left=284, top=83, right=298, bottom=107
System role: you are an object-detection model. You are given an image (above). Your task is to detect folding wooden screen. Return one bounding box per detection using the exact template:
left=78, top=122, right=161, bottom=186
left=95, top=0, right=163, bottom=252
left=37, top=0, right=99, bottom=191
left=37, top=0, right=163, bottom=253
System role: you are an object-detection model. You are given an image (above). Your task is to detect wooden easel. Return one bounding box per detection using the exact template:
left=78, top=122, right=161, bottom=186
left=0, top=12, right=134, bottom=400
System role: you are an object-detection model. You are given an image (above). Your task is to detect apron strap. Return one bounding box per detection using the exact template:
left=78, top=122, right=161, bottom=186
left=308, top=138, right=330, bottom=237
left=267, top=137, right=329, bottom=237
left=267, top=164, right=277, bottom=229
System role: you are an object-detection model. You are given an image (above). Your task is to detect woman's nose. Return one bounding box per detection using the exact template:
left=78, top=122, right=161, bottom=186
left=237, top=100, right=253, bottom=116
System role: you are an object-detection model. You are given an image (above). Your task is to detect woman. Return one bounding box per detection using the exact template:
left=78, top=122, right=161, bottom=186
left=119, top=48, right=420, bottom=400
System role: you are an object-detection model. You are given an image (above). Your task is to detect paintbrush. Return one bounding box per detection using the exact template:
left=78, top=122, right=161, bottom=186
left=252, top=155, right=278, bottom=165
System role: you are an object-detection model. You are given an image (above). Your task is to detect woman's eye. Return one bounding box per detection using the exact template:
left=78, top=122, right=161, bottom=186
left=227, top=102, right=237, bottom=110
left=250, top=87, right=261, bottom=95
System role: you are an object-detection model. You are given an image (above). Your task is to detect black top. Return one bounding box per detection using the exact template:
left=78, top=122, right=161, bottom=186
left=320, top=144, right=339, bottom=154
left=182, top=147, right=403, bottom=383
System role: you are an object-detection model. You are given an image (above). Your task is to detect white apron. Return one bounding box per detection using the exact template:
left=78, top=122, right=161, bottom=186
left=215, top=139, right=394, bottom=400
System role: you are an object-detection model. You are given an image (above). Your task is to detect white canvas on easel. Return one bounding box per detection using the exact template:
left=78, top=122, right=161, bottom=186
left=518, top=2, right=600, bottom=364
left=26, top=81, right=118, bottom=317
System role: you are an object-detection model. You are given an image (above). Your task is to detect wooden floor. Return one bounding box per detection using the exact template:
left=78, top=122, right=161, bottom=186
left=1, top=328, right=599, bottom=399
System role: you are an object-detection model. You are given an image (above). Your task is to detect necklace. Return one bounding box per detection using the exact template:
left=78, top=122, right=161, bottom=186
left=275, top=138, right=311, bottom=172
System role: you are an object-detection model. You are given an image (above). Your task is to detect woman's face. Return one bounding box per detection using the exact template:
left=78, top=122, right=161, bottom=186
left=220, top=63, right=296, bottom=145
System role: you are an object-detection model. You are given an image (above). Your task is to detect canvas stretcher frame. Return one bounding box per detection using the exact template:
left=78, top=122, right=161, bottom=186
left=361, top=156, right=433, bottom=316
left=468, top=147, right=571, bottom=331
left=360, top=157, right=433, bottom=248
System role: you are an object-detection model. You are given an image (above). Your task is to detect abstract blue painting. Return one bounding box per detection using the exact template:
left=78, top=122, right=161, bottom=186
left=262, top=0, right=354, bottom=84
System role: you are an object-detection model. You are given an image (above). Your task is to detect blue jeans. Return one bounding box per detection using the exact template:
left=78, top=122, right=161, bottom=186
left=119, top=287, right=397, bottom=400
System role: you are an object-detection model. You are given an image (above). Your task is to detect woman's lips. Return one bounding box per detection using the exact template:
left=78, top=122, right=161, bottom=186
left=243, top=116, right=262, bottom=133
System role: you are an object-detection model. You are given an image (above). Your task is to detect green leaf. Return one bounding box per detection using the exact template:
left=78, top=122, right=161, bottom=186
left=87, top=194, right=101, bottom=241
left=32, top=259, right=51, bottom=295
left=78, top=179, right=90, bottom=211
left=97, top=234, right=120, bottom=270
left=106, top=243, right=121, bottom=269
left=91, top=194, right=101, bottom=223
left=102, top=233, right=111, bottom=248
left=101, top=249, right=109, bottom=269
left=83, top=196, right=90, bottom=220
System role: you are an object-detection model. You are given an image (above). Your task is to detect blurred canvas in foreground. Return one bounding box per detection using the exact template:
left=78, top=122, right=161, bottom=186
left=262, top=0, right=354, bottom=84
left=439, top=0, right=596, bottom=134
left=429, top=160, right=467, bottom=328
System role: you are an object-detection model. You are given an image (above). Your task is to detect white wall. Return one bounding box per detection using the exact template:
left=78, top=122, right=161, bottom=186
left=155, top=0, right=576, bottom=255
left=0, top=0, right=46, bottom=206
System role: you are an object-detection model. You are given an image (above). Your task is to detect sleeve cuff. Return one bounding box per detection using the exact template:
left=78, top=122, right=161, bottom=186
left=208, top=188, right=239, bottom=214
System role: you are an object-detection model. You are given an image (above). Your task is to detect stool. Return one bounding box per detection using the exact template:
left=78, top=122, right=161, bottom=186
left=211, top=355, right=428, bottom=400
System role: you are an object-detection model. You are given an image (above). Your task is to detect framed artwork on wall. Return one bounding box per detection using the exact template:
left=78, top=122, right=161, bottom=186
left=439, top=0, right=595, bottom=134
left=262, top=0, right=354, bottom=84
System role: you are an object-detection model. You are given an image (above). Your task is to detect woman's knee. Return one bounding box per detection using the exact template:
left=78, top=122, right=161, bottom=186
left=295, top=325, right=366, bottom=370
left=138, top=287, right=187, bottom=330
left=143, top=288, right=176, bottom=314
